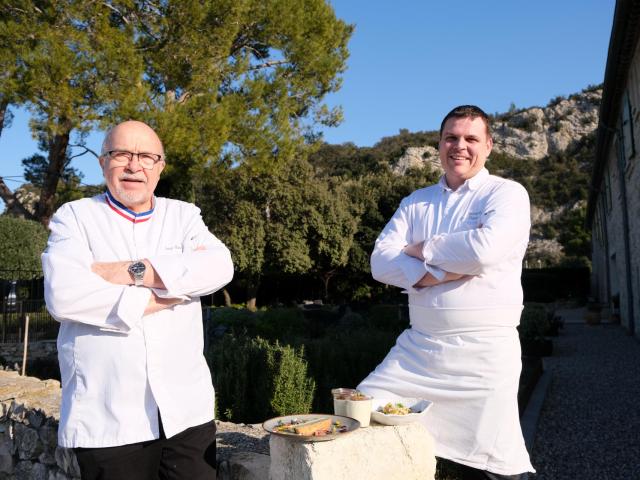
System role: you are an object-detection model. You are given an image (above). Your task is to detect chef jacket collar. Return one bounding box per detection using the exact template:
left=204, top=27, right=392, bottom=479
left=439, top=167, right=490, bottom=193
left=105, top=190, right=155, bottom=224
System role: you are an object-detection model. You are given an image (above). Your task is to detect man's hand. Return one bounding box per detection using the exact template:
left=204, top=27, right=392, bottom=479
left=413, top=271, right=470, bottom=288
left=144, top=292, right=185, bottom=315
left=403, top=241, right=473, bottom=288
left=403, top=241, right=425, bottom=261
left=92, top=259, right=165, bottom=288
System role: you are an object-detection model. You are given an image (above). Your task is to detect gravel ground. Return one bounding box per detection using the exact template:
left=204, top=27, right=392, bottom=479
left=216, top=421, right=270, bottom=462
left=530, top=320, right=640, bottom=479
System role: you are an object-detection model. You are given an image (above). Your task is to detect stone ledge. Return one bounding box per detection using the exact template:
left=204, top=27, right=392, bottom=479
left=269, top=421, right=436, bottom=480
left=0, top=370, right=61, bottom=420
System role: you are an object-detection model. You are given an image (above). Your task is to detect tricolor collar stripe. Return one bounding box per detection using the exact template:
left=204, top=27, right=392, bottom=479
left=105, top=191, right=155, bottom=223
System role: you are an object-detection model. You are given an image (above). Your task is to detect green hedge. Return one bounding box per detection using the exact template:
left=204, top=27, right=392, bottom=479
left=0, top=216, right=48, bottom=278
left=208, top=334, right=315, bottom=423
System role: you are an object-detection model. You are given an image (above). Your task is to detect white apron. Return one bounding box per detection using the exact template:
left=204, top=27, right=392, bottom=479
left=358, top=305, right=535, bottom=475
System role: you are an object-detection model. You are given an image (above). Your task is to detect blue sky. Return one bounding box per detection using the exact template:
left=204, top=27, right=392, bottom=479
left=0, top=0, right=615, bottom=192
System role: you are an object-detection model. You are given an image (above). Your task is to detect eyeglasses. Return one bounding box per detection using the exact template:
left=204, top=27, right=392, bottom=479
left=106, top=150, right=164, bottom=170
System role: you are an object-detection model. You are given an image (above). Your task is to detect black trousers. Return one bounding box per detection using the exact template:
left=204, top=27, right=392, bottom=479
left=74, top=419, right=216, bottom=480
left=456, top=462, right=529, bottom=480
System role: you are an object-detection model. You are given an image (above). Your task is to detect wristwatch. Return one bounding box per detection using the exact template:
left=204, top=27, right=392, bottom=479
left=128, top=261, right=146, bottom=286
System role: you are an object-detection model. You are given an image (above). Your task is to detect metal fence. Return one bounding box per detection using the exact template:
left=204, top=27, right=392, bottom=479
left=0, top=299, right=58, bottom=343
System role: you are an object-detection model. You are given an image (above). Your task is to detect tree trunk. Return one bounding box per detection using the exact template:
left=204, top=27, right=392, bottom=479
left=0, top=97, right=8, bottom=138
left=321, top=270, right=336, bottom=302
left=246, top=278, right=260, bottom=312
left=222, top=288, right=232, bottom=307
left=0, top=180, right=36, bottom=219
left=0, top=100, right=37, bottom=220
left=35, top=125, right=71, bottom=227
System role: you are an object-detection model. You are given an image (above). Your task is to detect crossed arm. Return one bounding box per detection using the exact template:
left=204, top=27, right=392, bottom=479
left=91, top=260, right=182, bottom=315
left=401, top=242, right=469, bottom=288
left=371, top=182, right=530, bottom=291
left=43, top=203, right=233, bottom=332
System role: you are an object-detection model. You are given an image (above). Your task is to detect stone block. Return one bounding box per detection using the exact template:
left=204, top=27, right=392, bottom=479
left=27, top=410, right=45, bottom=429
left=55, top=447, right=80, bottom=478
left=38, top=425, right=58, bottom=453
left=0, top=453, right=13, bottom=475
left=269, top=422, right=436, bottom=480
left=47, top=469, right=72, bottom=480
left=15, top=423, right=43, bottom=460
left=15, top=461, right=48, bottom=480
left=228, top=451, right=270, bottom=480
left=38, top=451, right=57, bottom=466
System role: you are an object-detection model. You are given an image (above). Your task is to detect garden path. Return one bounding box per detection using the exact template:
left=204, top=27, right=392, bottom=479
left=530, top=310, right=640, bottom=479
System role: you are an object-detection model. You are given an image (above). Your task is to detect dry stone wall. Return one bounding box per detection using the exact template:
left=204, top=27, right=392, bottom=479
left=0, top=371, right=79, bottom=480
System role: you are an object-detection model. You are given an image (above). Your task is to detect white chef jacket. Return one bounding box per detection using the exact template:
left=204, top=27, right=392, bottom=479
left=359, top=168, right=535, bottom=474
left=42, top=192, right=234, bottom=448
left=370, top=167, right=530, bottom=307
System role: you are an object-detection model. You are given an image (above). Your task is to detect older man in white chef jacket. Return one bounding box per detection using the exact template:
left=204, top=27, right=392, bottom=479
left=42, top=120, right=233, bottom=480
left=358, top=106, right=534, bottom=479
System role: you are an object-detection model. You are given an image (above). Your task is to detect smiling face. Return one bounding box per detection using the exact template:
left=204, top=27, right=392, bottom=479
left=439, top=116, right=493, bottom=190
left=99, top=121, right=165, bottom=212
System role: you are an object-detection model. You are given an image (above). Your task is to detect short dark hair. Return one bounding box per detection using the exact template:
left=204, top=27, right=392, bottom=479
left=439, top=105, right=491, bottom=138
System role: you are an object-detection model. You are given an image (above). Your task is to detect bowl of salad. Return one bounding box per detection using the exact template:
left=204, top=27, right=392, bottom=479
left=370, top=398, right=433, bottom=426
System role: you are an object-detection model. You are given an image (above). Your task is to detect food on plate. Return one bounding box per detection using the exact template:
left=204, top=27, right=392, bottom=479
left=274, top=417, right=348, bottom=436
left=294, top=417, right=332, bottom=436
left=379, top=402, right=413, bottom=415
left=349, top=391, right=370, bottom=401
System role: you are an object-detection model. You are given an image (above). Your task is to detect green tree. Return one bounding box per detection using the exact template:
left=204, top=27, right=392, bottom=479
left=0, top=216, right=48, bottom=278
left=309, top=165, right=441, bottom=303
left=305, top=177, right=360, bottom=299
left=201, top=156, right=359, bottom=308
left=0, top=1, right=145, bottom=226
left=110, top=0, right=352, bottom=201
left=1, top=0, right=352, bottom=222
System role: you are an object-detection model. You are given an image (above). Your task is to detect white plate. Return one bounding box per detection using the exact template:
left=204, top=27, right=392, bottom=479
left=370, top=398, right=433, bottom=426
left=262, top=414, right=359, bottom=442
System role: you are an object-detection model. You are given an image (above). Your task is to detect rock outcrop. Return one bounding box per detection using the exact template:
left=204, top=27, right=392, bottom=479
left=393, top=88, right=601, bottom=174
left=492, top=90, right=600, bottom=160
left=394, top=146, right=440, bottom=175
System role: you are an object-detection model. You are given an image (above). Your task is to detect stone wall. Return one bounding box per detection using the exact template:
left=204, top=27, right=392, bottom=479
left=0, top=341, right=57, bottom=370
left=0, top=371, right=79, bottom=480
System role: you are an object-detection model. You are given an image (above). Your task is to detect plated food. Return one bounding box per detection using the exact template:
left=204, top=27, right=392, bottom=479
left=274, top=417, right=340, bottom=436
left=263, top=414, right=360, bottom=442
left=370, top=398, right=433, bottom=426
left=379, top=402, right=413, bottom=415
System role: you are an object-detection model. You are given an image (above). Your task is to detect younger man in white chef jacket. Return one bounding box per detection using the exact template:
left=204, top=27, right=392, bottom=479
left=359, top=106, right=534, bottom=479
left=43, top=120, right=234, bottom=480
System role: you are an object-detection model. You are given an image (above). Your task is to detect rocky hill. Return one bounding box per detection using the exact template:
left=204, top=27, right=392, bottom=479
left=394, top=86, right=601, bottom=175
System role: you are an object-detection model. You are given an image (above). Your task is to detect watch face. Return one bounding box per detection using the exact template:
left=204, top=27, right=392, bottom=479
left=129, top=262, right=146, bottom=276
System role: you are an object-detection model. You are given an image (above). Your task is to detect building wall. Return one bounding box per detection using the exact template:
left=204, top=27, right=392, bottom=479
left=592, top=34, right=640, bottom=336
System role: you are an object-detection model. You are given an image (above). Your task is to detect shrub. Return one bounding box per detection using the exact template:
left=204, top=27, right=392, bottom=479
left=364, top=304, right=410, bottom=332
left=254, top=307, right=306, bottom=340
left=208, top=334, right=315, bottom=423
left=518, top=304, right=550, bottom=341
left=0, top=216, right=48, bottom=278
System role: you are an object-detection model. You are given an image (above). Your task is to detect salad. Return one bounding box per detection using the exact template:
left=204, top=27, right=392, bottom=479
left=379, top=402, right=413, bottom=415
